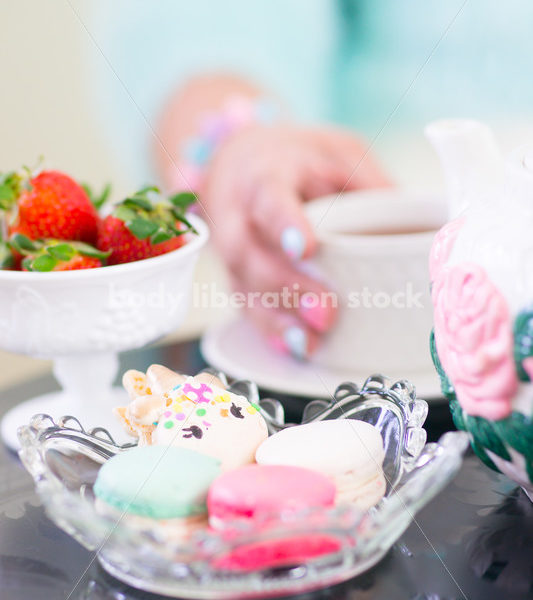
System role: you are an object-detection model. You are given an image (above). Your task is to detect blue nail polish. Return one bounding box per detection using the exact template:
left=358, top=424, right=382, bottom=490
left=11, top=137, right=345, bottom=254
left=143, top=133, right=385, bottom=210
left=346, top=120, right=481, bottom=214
left=281, top=227, right=305, bottom=260
left=283, top=326, right=308, bottom=359
left=183, top=138, right=212, bottom=166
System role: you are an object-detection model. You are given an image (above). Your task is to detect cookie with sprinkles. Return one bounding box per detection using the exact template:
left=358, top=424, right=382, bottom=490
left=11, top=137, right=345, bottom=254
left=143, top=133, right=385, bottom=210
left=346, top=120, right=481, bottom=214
left=152, top=376, right=268, bottom=470
left=114, top=368, right=268, bottom=470
left=115, top=366, right=215, bottom=445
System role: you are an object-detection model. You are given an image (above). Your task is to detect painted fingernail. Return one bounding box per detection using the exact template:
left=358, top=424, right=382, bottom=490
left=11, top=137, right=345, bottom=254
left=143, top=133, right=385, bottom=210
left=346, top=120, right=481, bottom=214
left=283, top=326, right=308, bottom=360
left=523, top=356, right=533, bottom=380
left=268, top=334, right=288, bottom=355
left=281, top=227, right=305, bottom=261
left=299, top=298, right=335, bottom=333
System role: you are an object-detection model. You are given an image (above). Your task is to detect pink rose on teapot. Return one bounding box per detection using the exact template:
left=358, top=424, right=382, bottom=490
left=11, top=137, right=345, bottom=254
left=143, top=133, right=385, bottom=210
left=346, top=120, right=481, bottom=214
left=426, top=119, right=533, bottom=500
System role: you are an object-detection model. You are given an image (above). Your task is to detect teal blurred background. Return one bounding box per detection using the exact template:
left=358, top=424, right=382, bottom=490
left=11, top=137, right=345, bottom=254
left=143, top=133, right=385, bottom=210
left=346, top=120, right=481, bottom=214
left=88, top=0, right=533, bottom=183
left=2, top=0, right=533, bottom=389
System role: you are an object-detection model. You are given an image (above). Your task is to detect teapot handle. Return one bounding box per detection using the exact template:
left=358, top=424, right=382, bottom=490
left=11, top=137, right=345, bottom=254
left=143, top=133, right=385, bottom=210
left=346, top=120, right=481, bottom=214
left=505, top=144, right=533, bottom=213
left=425, top=119, right=503, bottom=219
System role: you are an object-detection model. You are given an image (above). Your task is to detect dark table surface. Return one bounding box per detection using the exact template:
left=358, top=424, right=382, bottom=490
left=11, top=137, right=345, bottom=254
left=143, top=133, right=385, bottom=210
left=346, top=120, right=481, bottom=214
left=1, top=340, right=532, bottom=600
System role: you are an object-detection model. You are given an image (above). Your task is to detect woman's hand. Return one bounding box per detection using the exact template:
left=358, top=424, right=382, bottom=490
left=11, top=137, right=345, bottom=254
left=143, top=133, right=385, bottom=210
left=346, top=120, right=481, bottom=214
left=201, top=124, right=391, bottom=358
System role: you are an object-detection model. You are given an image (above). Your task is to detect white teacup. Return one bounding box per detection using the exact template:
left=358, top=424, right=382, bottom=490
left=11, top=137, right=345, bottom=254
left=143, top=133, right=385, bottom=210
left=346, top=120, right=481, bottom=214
left=304, top=190, right=447, bottom=377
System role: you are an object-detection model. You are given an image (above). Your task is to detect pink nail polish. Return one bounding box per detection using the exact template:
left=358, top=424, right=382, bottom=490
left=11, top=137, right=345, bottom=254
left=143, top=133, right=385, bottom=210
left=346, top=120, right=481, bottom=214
left=268, top=334, right=288, bottom=355
left=523, top=356, right=533, bottom=380
left=299, top=298, right=335, bottom=333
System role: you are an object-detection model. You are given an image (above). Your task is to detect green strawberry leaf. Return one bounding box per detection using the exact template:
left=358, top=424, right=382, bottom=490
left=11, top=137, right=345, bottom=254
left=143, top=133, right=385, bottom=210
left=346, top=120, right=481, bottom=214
left=114, top=205, right=138, bottom=223
left=0, top=242, right=14, bottom=269
left=98, top=183, right=112, bottom=207
left=29, top=254, right=57, bottom=272
left=127, top=219, right=159, bottom=240
left=150, top=230, right=173, bottom=245
left=0, top=169, right=32, bottom=206
left=169, top=192, right=197, bottom=212
left=47, top=243, right=75, bottom=262
left=0, top=172, right=14, bottom=186
left=73, top=242, right=111, bottom=260
left=171, top=211, right=197, bottom=234
left=169, top=228, right=188, bottom=237
left=9, top=233, right=38, bottom=253
left=135, top=185, right=160, bottom=195
left=83, top=182, right=112, bottom=211
left=111, top=185, right=198, bottom=245
left=81, top=183, right=91, bottom=199
left=124, top=196, right=153, bottom=211
left=0, top=185, right=17, bottom=209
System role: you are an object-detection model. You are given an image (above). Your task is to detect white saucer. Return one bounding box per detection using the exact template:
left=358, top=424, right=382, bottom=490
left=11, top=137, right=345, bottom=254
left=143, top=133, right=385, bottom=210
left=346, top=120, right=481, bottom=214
left=201, top=318, right=444, bottom=401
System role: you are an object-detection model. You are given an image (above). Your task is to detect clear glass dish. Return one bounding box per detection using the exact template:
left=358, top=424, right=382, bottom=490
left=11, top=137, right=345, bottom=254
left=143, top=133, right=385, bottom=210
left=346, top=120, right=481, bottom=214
left=18, top=372, right=469, bottom=599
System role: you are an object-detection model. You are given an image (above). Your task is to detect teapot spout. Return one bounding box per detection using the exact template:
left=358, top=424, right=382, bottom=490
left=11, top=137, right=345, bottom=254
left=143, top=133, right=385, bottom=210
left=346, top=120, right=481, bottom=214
left=425, top=119, right=503, bottom=219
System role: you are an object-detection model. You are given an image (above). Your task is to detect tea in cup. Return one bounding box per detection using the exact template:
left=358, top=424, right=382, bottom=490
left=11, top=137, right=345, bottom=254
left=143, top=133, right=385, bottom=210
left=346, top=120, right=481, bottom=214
left=304, top=189, right=447, bottom=378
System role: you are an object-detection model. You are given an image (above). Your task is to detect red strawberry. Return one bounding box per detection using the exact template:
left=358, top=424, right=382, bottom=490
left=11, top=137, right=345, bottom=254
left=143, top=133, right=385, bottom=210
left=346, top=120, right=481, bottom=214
left=98, top=216, right=186, bottom=265
left=9, top=234, right=109, bottom=272
left=97, top=188, right=196, bottom=265
left=24, top=254, right=103, bottom=272
left=0, top=169, right=100, bottom=244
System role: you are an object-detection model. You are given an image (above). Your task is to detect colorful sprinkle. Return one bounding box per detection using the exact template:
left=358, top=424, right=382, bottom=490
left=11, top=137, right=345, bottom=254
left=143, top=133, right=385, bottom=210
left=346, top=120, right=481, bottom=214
left=196, top=408, right=206, bottom=417
left=164, top=421, right=174, bottom=429
left=183, top=382, right=214, bottom=404
left=203, top=421, right=211, bottom=427
left=163, top=411, right=171, bottom=418
left=216, top=393, right=231, bottom=403
left=251, top=403, right=260, bottom=412
left=246, top=405, right=257, bottom=414
left=152, top=421, right=158, bottom=426
left=175, top=413, right=186, bottom=421
left=220, top=408, right=229, bottom=418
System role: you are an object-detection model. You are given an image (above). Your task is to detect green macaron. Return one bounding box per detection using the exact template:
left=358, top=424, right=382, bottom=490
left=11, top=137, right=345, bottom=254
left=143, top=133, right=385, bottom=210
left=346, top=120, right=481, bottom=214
left=94, top=445, right=221, bottom=519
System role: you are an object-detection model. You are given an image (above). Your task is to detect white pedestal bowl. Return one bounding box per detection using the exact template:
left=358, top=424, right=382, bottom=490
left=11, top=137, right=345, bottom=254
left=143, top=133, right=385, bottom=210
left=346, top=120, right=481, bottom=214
left=0, top=214, right=209, bottom=449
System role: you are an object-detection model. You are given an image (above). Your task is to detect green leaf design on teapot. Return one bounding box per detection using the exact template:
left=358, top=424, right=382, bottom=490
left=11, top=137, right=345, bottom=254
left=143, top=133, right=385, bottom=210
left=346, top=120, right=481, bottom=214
left=431, top=326, right=533, bottom=482
left=513, top=308, right=533, bottom=382
left=429, top=329, right=455, bottom=400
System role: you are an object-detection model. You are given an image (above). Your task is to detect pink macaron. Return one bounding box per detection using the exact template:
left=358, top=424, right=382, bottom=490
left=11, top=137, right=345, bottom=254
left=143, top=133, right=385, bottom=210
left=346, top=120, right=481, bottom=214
left=212, top=534, right=342, bottom=571
left=207, top=464, right=336, bottom=530
left=207, top=464, right=342, bottom=571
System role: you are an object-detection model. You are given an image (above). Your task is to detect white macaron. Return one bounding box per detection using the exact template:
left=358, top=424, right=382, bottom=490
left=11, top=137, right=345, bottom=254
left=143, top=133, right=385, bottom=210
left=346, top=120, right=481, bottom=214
left=255, top=419, right=386, bottom=511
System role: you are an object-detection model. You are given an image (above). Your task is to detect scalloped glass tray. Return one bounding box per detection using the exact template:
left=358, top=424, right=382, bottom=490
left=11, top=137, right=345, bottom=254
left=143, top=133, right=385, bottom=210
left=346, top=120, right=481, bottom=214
left=18, top=372, right=469, bottom=599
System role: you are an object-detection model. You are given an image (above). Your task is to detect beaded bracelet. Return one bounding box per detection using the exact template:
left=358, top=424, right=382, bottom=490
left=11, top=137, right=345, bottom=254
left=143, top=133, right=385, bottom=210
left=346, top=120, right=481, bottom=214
left=172, top=95, right=280, bottom=193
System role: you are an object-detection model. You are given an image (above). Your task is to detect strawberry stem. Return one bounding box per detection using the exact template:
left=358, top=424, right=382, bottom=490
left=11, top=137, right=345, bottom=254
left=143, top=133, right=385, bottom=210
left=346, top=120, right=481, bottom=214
left=83, top=182, right=112, bottom=211
left=113, top=186, right=198, bottom=241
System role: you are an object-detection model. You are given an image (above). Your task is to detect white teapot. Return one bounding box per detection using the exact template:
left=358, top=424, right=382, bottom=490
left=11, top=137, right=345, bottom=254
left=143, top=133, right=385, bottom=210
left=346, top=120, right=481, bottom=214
left=426, top=119, right=533, bottom=499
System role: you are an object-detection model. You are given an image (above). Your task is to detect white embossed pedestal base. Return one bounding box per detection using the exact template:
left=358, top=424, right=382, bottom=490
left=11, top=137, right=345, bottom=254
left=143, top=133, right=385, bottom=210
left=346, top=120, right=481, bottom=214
left=1, top=353, right=130, bottom=450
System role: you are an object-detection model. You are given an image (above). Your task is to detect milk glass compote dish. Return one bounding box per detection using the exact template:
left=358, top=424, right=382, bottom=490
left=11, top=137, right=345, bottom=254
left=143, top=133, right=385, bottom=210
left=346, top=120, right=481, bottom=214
left=0, top=215, right=209, bottom=449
